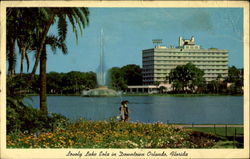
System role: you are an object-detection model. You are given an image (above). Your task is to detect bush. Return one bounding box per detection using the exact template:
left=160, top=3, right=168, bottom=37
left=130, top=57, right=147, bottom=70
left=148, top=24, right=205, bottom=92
left=7, top=96, right=68, bottom=134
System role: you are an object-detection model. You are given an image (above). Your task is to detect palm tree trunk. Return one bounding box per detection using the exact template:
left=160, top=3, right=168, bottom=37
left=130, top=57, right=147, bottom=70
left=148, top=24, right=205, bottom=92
left=20, top=47, right=26, bottom=75
left=8, top=37, right=16, bottom=76
left=30, top=17, right=54, bottom=80
left=39, top=47, right=48, bottom=114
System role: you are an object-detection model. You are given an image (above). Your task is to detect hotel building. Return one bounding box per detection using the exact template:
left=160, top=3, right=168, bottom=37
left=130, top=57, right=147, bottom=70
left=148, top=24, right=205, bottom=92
left=142, top=36, right=228, bottom=85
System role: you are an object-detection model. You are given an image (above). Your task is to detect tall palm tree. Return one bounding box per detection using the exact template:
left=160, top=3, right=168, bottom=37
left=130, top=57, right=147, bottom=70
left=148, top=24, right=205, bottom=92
left=6, top=8, right=48, bottom=75
left=35, top=8, right=89, bottom=114
left=6, top=8, right=19, bottom=76
left=39, top=35, right=68, bottom=113
left=16, top=8, right=36, bottom=75
left=30, top=8, right=89, bottom=79
left=7, top=7, right=89, bottom=114
left=6, top=36, right=16, bottom=75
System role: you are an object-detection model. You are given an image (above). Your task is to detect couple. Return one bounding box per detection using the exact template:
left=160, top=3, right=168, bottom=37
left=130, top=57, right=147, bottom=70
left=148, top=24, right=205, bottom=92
left=119, top=100, right=129, bottom=122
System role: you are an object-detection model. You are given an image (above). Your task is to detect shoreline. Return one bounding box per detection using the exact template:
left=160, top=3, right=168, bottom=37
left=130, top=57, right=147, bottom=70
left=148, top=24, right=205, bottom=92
left=26, top=93, right=243, bottom=97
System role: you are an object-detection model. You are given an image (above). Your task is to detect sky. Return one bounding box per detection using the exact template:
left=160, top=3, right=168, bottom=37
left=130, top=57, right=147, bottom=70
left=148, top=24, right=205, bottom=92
left=15, top=7, right=243, bottom=73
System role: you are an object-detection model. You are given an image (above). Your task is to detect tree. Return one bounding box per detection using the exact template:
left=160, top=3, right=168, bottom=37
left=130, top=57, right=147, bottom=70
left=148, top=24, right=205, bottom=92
left=206, top=80, right=220, bottom=93
left=47, top=72, right=62, bottom=94
left=225, top=66, right=243, bottom=94
left=6, top=8, right=90, bottom=114
left=39, top=8, right=89, bottom=114
left=107, top=67, right=127, bottom=90
left=6, top=8, right=18, bottom=75
left=39, top=35, right=68, bottom=113
left=54, top=71, right=96, bottom=94
left=226, top=66, right=241, bottom=82
left=107, top=65, right=142, bottom=91
left=159, top=86, right=167, bottom=94
left=7, top=8, right=48, bottom=75
left=30, top=8, right=89, bottom=79
left=168, top=63, right=205, bottom=93
left=121, top=64, right=142, bottom=86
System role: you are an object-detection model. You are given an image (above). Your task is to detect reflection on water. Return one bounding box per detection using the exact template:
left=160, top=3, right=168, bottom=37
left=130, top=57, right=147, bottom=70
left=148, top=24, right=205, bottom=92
left=24, top=96, right=243, bottom=124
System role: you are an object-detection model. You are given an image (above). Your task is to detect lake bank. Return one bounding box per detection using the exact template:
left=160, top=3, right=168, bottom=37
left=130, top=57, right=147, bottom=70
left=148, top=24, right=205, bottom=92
left=27, top=93, right=243, bottom=97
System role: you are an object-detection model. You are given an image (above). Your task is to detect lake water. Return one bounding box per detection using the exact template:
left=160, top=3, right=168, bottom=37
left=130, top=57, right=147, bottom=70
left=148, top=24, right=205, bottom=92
left=24, top=95, right=243, bottom=124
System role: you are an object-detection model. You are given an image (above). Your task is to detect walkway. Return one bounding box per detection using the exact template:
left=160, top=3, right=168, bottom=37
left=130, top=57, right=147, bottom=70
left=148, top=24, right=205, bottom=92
left=174, top=124, right=243, bottom=128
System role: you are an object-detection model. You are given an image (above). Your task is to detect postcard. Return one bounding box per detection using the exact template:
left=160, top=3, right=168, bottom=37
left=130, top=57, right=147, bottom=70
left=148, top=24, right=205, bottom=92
left=0, top=0, right=249, bottom=159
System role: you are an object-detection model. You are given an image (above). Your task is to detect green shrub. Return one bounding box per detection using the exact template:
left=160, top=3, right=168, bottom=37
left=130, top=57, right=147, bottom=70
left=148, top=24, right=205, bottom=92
left=7, top=96, right=68, bottom=134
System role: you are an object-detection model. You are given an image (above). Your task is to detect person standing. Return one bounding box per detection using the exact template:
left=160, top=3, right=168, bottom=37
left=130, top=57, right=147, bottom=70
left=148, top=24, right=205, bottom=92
left=119, top=101, right=125, bottom=122
left=123, top=100, right=129, bottom=121
left=119, top=100, right=129, bottom=122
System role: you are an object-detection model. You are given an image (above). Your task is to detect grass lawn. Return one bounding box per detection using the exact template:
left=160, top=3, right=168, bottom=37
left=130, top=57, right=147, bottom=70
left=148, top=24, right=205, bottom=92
left=185, top=127, right=244, bottom=148
left=185, top=127, right=243, bottom=137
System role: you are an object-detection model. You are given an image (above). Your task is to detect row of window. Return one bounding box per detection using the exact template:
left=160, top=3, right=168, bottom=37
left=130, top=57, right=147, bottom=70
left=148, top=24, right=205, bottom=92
left=184, top=45, right=200, bottom=49
left=143, top=61, right=228, bottom=64
left=144, top=71, right=227, bottom=76
left=152, top=52, right=227, bottom=55
left=153, top=60, right=228, bottom=63
left=143, top=76, right=226, bottom=82
left=143, top=54, right=228, bottom=59
left=144, top=61, right=228, bottom=65
left=143, top=56, right=228, bottom=63
left=143, top=64, right=228, bottom=68
left=143, top=73, right=227, bottom=77
left=143, top=65, right=228, bottom=69
left=153, top=56, right=228, bottom=59
left=150, top=69, right=228, bottom=72
left=153, top=62, right=228, bottom=66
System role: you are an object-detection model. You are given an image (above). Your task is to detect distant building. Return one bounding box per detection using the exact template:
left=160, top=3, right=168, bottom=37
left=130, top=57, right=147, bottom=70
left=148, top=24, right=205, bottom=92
left=142, top=36, right=228, bottom=85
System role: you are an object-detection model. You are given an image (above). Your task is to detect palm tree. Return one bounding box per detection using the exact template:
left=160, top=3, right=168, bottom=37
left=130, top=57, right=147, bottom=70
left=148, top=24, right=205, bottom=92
left=6, top=36, right=16, bottom=75
left=39, top=35, right=68, bottom=113
left=7, top=8, right=47, bottom=75
left=6, top=8, right=19, bottom=76
left=35, top=8, right=89, bottom=114
left=7, top=7, right=89, bottom=114
left=30, top=8, right=89, bottom=79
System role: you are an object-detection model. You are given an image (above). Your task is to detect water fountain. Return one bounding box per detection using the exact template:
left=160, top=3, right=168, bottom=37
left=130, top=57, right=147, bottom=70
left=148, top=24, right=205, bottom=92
left=82, top=29, right=121, bottom=97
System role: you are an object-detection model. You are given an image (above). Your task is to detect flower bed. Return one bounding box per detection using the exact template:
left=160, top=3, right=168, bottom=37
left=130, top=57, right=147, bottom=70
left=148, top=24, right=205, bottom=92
left=7, top=120, right=218, bottom=148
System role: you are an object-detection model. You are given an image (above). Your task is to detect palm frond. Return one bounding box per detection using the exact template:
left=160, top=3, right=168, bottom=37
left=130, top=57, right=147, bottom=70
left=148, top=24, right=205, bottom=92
left=57, top=15, right=67, bottom=41
left=60, top=42, right=68, bottom=55
left=78, top=8, right=90, bottom=27
left=67, top=14, right=78, bottom=43
left=71, top=9, right=83, bottom=36
left=46, top=35, right=58, bottom=54
left=46, top=34, right=68, bottom=55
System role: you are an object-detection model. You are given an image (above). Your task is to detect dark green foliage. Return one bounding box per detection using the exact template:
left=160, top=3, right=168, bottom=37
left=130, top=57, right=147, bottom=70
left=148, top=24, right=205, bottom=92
left=48, top=71, right=97, bottom=94
left=7, top=73, right=68, bottom=134
left=225, top=66, right=243, bottom=95
left=7, top=96, right=68, bottom=134
left=205, top=80, right=227, bottom=94
left=7, top=71, right=97, bottom=95
left=121, top=64, right=142, bottom=86
left=205, top=66, right=243, bottom=95
left=7, top=74, right=38, bottom=96
left=107, top=67, right=127, bottom=90
left=107, top=64, right=142, bottom=90
left=46, top=72, right=64, bottom=94
left=7, top=7, right=90, bottom=114
left=168, top=63, right=205, bottom=93
left=226, top=66, right=243, bottom=83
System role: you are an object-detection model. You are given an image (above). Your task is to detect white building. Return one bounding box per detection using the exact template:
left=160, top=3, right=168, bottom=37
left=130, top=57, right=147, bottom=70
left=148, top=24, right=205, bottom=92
left=142, top=36, right=228, bottom=85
